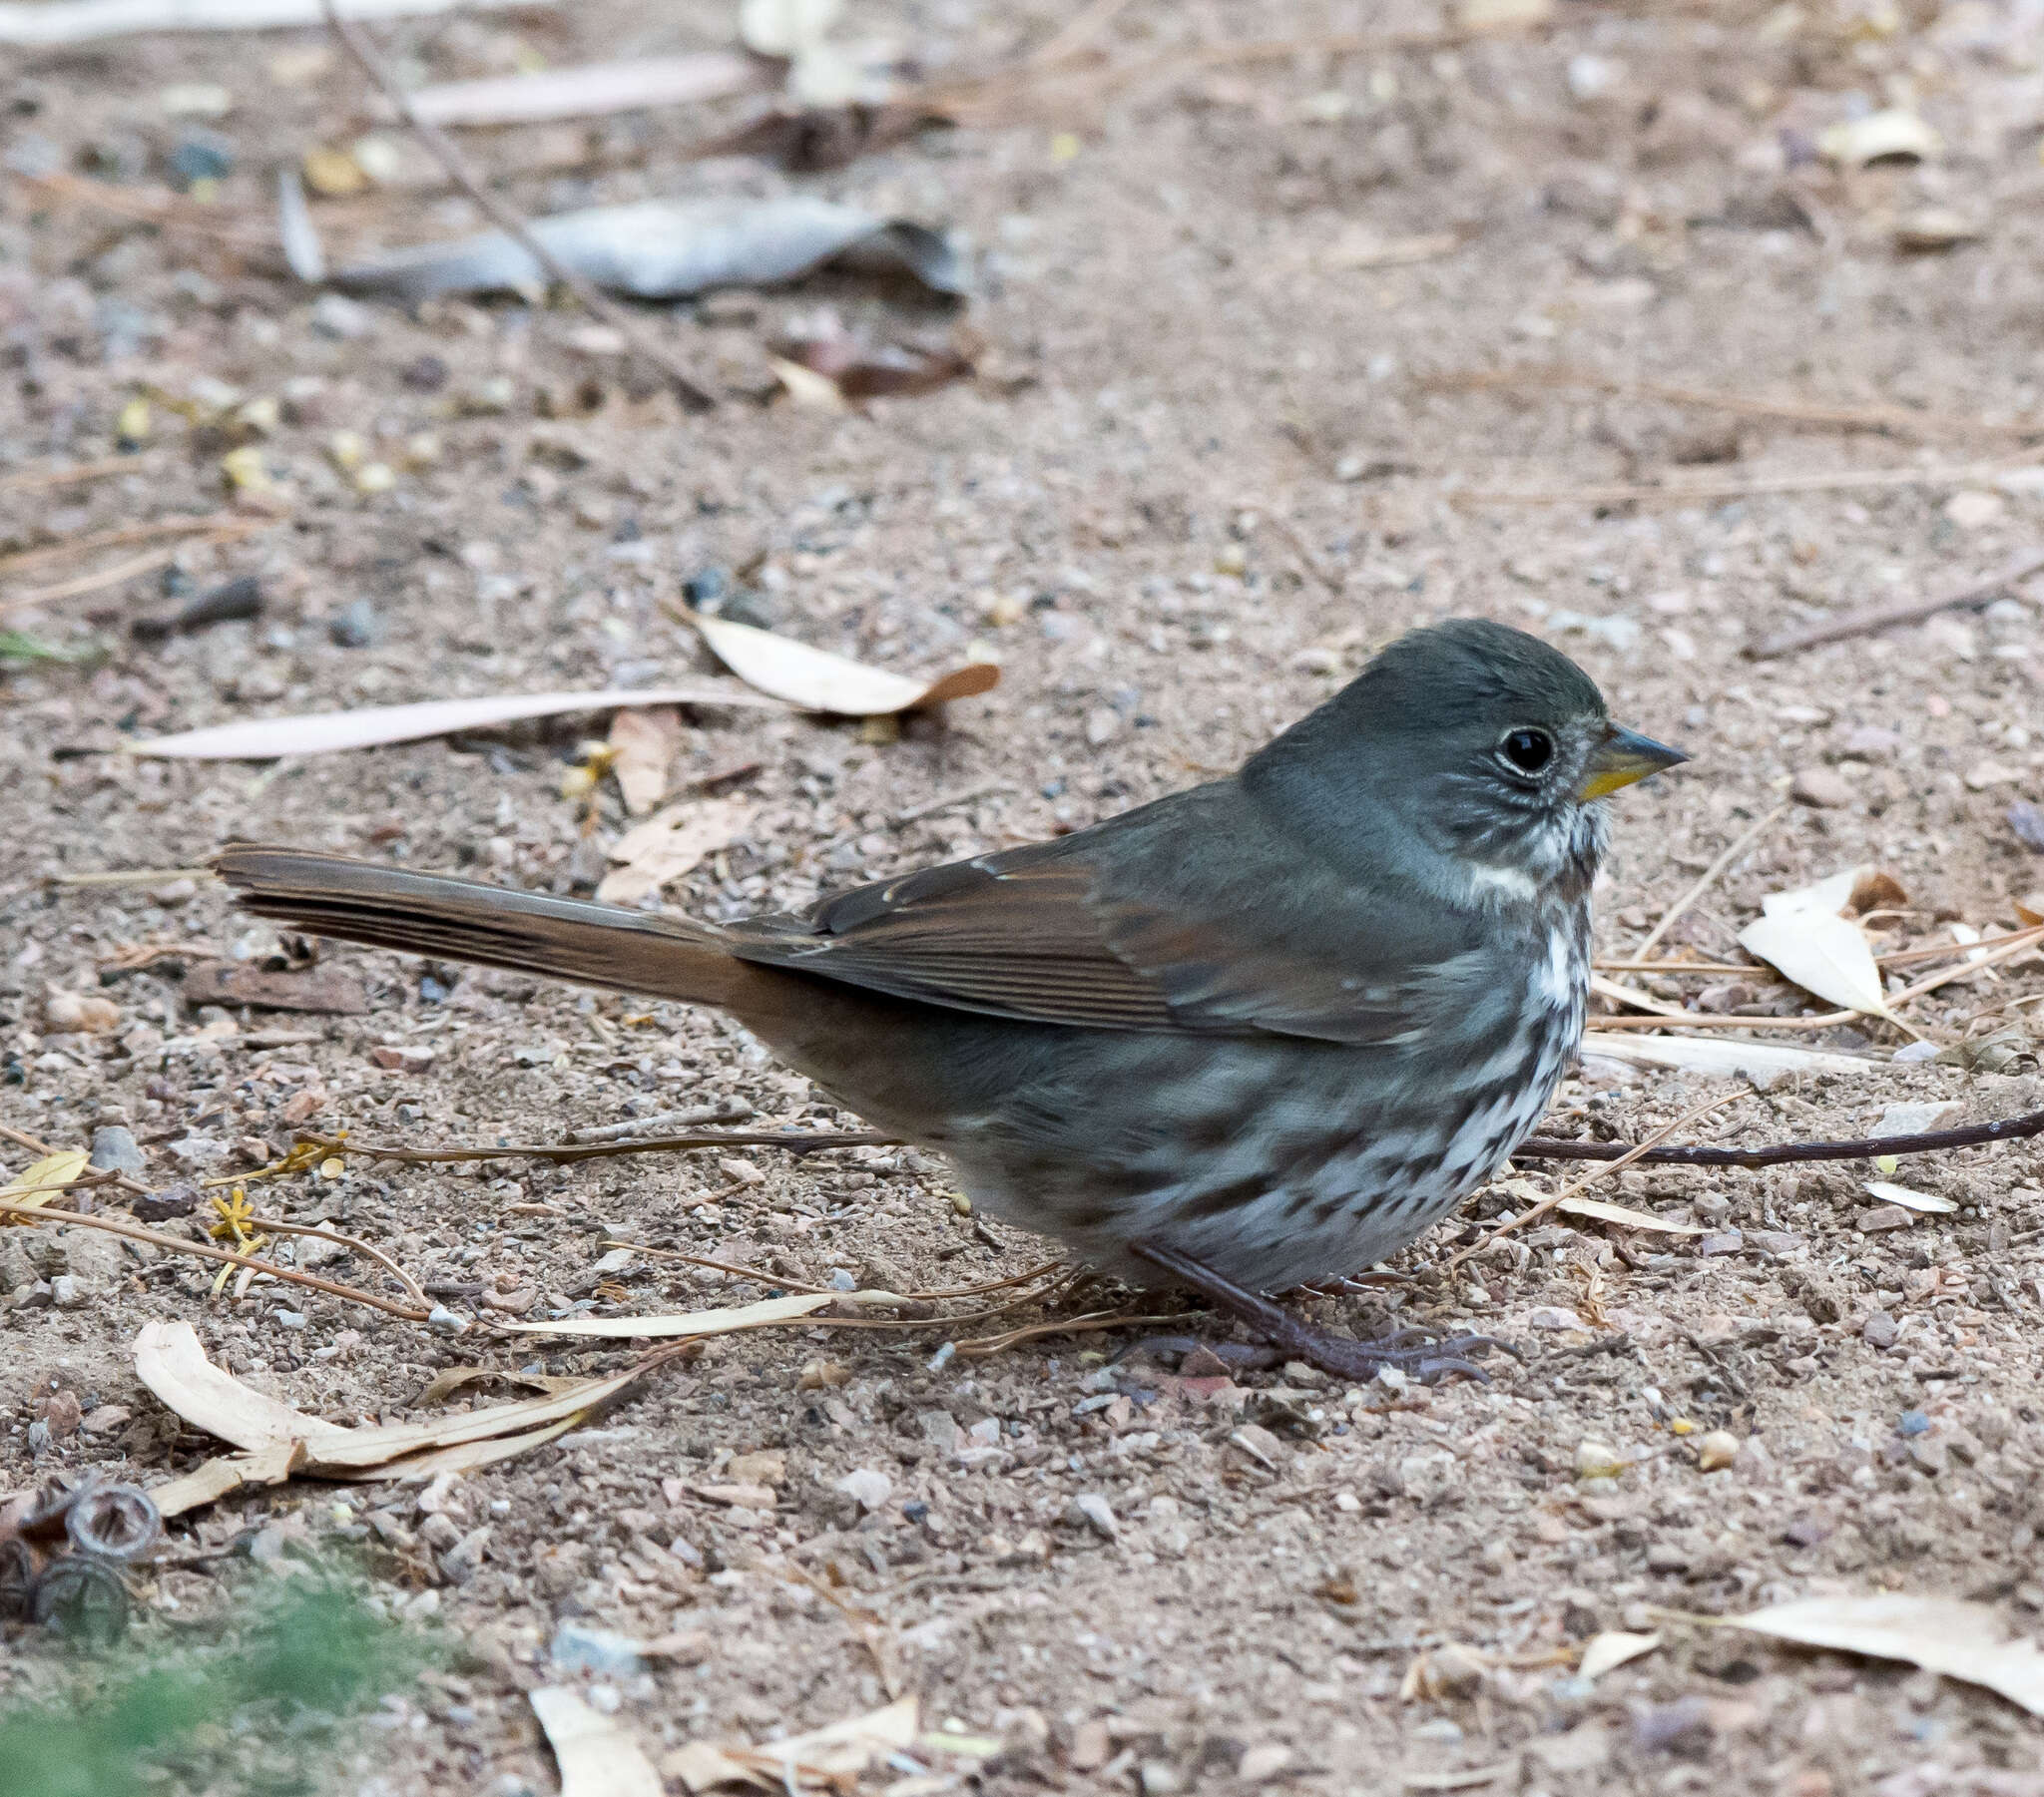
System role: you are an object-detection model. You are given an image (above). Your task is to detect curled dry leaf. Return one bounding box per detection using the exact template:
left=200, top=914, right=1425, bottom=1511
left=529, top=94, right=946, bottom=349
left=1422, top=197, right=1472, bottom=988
left=664, top=1697, right=921, bottom=1793
left=275, top=167, right=324, bottom=283
left=331, top=197, right=967, bottom=302
left=531, top=1687, right=664, bottom=1797
left=691, top=611, right=998, bottom=716
left=1577, top=1629, right=1661, bottom=1680
left=1818, top=108, right=1940, bottom=168
left=126, top=683, right=781, bottom=759
left=132, top=1320, right=668, bottom=1491
left=1724, top=1593, right=2044, bottom=1715
left=1862, top=1179, right=1957, bottom=1214
left=598, top=796, right=758, bottom=905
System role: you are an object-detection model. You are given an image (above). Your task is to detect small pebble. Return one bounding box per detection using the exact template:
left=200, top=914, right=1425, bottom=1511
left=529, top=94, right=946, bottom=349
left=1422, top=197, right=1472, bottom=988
left=328, top=597, right=380, bottom=648
left=1575, top=1439, right=1627, bottom=1481
left=1070, top=1493, right=1119, bottom=1539
left=549, top=1622, right=644, bottom=1676
left=310, top=293, right=374, bottom=341
left=1896, top=1410, right=1930, bottom=1438
left=1695, top=1430, right=1740, bottom=1472
left=1863, top=1310, right=1900, bottom=1349
left=167, top=128, right=235, bottom=187
left=834, top=1468, right=893, bottom=1511
left=1860, top=1204, right=1913, bottom=1232
left=89, top=1125, right=145, bottom=1176
left=1789, top=766, right=1854, bottom=808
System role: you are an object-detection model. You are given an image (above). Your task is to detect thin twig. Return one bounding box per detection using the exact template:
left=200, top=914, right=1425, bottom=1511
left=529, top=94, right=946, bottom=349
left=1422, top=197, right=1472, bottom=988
left=320, top=1, right=718, bottom=410
left=1428, top=366, right=2007, bottom=443
left=1748, top=547, right=2044, bottom=659
left=1458, top=462, right=2026, bottom=510
left=0, top=1195, right=433, bottom=1323
left=952, top=1308, right=1181, bottom=1356
left=1515, top=1106, right=2044, bottom=1168
left=306, top=1127, right=896, bottom=1166
left=1634, top=804, right=1787, bottom=960
left=0, top=514, right=258, bottom=579
left=1453, top=1093, right=1739, bottom=1267
left=0, top=534, right=255, bottom=617
left=0, top=451, right=165, bottom=496
left=244, top=1212, right=430, bottom=1308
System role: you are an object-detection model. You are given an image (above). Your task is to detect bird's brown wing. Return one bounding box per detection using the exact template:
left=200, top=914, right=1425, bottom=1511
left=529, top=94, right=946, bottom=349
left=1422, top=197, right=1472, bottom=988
left=726, top=800, right=1488, bottom=1043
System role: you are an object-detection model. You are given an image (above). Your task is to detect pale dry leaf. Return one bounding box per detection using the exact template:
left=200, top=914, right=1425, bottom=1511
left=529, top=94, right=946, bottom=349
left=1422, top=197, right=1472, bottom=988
left=1818, top=108, right=1940, bottom=168
left=1577, top=1629, right=1661, bottom=1680
left=1321, top=227, right=1470, bottom=270
left=691, top=612, right=998, bottom=716
left=1579, top=1031, right=1885, bottom=1085
left=0, top=1147, right=90, bottom=1220
left=1863, top=1179, right=1958, bottom=1214
left=531, top=1686, right=664, bottom=1797
left=407, top=52, right=766, bottom=127
left=134, top=1320, right=657, bottom=1477
left=1762, top=866, right=1869, bottom=919
left=597, top=796, right=757, bottom=904
left=1556, top=1196, right=1705, bottom=1235
left=275, top=166, right=324, bottom=283
left=502, top=1288, right=901, bottom=1339
left=661, top=1741, right=754, bottom=1793
left=150, top=1441, right=304, bottom=1518
left=128, top=684, right=781, bottom=759
left=740, top=0, right=841, bottom=57
left=739, top=1696, right=920, bottom=1782
left=332, top=197, right=966, bottom=302
left=1737, top=908, right=1889, bottom=1018
left=767, top=354, right=850, bottom=412
left=1724, top=1594, right=2044, bottom=1715
left=606, top=706, right=684, bottom=815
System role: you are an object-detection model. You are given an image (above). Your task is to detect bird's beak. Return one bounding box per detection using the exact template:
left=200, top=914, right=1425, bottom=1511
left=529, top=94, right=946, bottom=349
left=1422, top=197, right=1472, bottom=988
left=1578, top=724, right=1689, bottom=800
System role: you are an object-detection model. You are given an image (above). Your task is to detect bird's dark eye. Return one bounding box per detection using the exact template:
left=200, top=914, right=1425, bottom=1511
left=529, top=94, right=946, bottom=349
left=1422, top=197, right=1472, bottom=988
left=1500, top=728, right=1554, bottom=774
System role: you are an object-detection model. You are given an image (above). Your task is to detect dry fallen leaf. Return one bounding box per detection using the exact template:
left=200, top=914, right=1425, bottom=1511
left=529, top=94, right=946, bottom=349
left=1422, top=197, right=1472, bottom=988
left=1738, top=907, right=1889, bottom=1019
left=0, top=1148, right=90, bottom=1221
left=597, top=796, right=758, bottom=905
left=405, top=52, right=768, bottom=127
left=691, top=612, right=997, bottom=716
left=606, top=706, right=684, bottom=815
left=1555, top=1196, right=1705, bottom=1236
left=501, top=1288, right=901, bottom=1340
left=1862, top=1179, right=1958, bottom=1214
left=767, top=354, right=852, bottom=413
left=772, top=312, right=976, bottom=399
left=1577, top=1629, right=1661, bottom=1680
left=133, top=1320, right=670, bottom=1486
left=127, top=683, right=781, bottom=759
left=531, top=1687, right=664, bottom=1797
left=331, top=197, right=966, bottom=303
left=1724, top=1593, right=2044, bottom=1715
left=1579, top=1031, right=1885, bottom=1085
left=662, top=1697, right=922, bottom=1792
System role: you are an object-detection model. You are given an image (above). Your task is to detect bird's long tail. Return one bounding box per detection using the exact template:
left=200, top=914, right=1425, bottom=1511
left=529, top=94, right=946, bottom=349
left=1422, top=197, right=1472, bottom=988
left=212, top=844, right=754, bottom=1009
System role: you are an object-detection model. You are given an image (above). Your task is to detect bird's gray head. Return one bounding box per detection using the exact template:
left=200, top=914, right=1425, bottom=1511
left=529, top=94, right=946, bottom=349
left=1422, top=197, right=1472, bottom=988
left=1243, top=618, right=1686, bottom=904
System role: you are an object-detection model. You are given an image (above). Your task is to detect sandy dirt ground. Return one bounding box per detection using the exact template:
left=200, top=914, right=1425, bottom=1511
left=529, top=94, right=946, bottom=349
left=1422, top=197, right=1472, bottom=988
left=7, top=2, right=2044, bottom=1792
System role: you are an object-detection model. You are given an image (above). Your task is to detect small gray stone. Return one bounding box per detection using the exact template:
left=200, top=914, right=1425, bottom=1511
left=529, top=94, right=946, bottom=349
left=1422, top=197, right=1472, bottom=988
left=916, top=1410, right=962, bottom=1456
left=50, top=1274, right=84, bottom=1309
left=549, top=1621, right=644, bottom=1675
left=167, top=1134, right=231, bottom=1169
left=1697, top=1229, right=1745, bottom=1256
left=1861, top=1205, right=1913, bottom=1232
left=1863, top=1310, right=1900, bottom=1348
left=328, top=597, right=380, bottom=648
left=89, top=1124, right=145, bottom=1177
left=310, top=292, right=374, bottom=340
left=1070, top=1493, right=1118, bottom=1540
left=1790, top=765, right=1854, bottom=808
left=1874, top=1100, right=1963, bottom=1137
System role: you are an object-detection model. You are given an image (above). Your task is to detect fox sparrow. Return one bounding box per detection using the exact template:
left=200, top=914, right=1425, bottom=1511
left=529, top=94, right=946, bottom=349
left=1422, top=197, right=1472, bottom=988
left=216, top=619, right=1684, bottom=1380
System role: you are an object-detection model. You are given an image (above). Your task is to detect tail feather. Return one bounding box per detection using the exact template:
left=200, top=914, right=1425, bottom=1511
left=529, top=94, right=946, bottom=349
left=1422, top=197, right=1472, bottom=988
left=212, top=844, right=750, bottom=1008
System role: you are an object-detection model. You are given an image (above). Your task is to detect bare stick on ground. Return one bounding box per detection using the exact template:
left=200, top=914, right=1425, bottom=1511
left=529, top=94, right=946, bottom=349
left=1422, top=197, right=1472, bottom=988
left=320, top=1, right=719, bottom=411
left=1748, top=546, right=2044, bottom=659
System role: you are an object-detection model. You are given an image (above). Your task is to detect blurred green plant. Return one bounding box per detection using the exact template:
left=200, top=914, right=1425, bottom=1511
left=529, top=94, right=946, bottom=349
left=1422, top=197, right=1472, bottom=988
left=0, top=630, right=104, bottom=667
left=0, top=1572, right=432, bottom=1797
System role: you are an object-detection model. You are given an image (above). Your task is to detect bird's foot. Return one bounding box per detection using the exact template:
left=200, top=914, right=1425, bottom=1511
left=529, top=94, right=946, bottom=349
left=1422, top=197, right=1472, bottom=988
left=1129, top=1241, right=1519, bottom=1387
